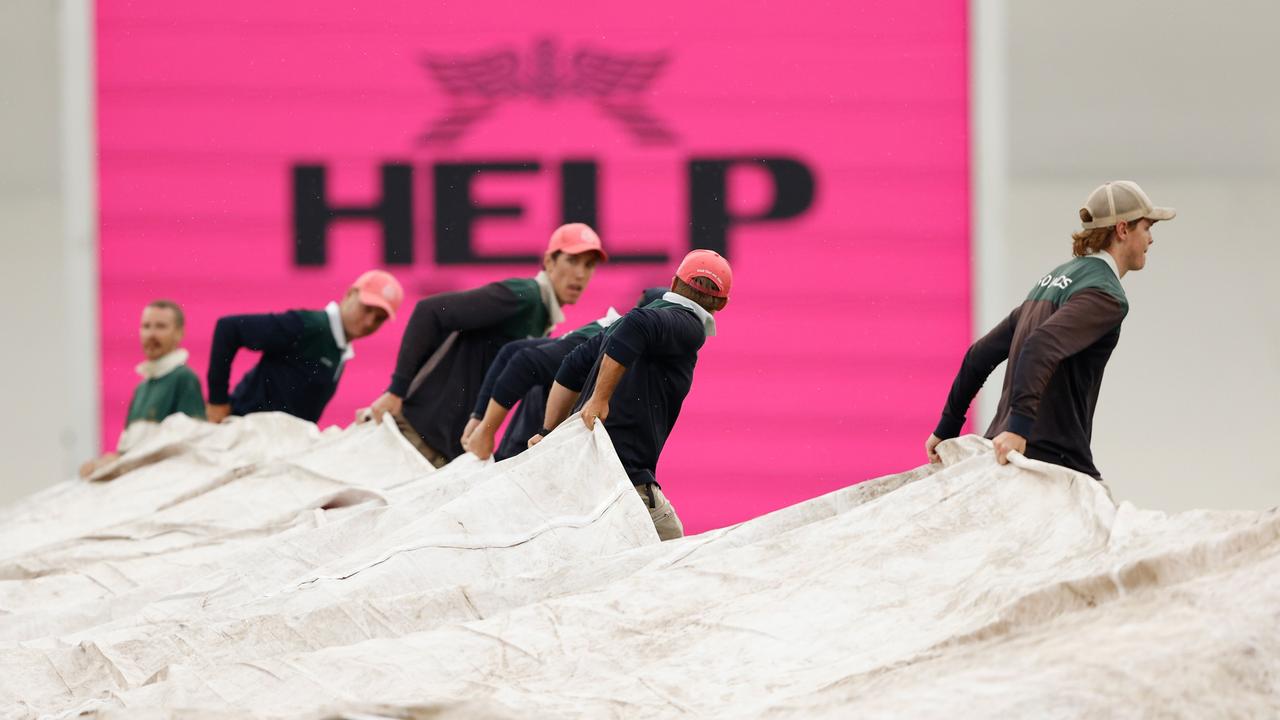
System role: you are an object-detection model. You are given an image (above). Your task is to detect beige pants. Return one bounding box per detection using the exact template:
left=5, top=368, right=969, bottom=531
left=393, top=414, right=448, bottom=469
left=635, top=484, right=684, bottom=541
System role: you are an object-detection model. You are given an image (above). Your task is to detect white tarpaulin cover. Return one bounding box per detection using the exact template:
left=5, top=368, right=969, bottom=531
left=1, top=412, right=1278, bottom=719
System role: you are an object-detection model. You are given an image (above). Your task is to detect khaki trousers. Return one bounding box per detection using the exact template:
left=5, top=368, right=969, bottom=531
left=635, top=483, right=684, bottom=541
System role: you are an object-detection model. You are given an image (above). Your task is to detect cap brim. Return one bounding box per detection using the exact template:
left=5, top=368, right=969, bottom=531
left=1146, top=207, right=1176, bottom=222
left=357, top=290, right=396, bottom=320
left=556, top=243, right=609, bottom=262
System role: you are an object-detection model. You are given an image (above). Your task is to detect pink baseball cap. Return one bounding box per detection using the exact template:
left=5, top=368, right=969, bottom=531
left=352, top=270, right=404, bottom=320
left=676, top=249, right=733, bottom=299
left=546, top=223, right=608, bottom=261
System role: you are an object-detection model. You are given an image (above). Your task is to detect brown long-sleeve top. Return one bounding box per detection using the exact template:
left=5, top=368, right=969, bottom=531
left=934, top=254, right=1129, bottom=479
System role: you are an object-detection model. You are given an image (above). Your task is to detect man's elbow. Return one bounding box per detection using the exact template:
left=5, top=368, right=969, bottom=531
left=1019, top=334, right=1068, bottom=370
left=209, top=317, right=240, bottom=347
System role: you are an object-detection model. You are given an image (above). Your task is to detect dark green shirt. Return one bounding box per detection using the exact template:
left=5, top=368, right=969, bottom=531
left=126, top=364, right=206, bottom=425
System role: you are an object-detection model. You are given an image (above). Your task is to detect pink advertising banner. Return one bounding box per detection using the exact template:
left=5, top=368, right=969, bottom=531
left=97, top=0, right=970, bottom=533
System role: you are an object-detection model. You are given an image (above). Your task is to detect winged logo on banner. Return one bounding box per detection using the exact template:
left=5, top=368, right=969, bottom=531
left=418, top=38, right=676, bottom=146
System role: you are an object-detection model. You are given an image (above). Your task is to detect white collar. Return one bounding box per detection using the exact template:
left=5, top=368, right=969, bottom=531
left=325, top=301, right=356, bottom=362
left=534, top=271, right=567, bottom=333
left=136, top=348, right=189, bottom=380
left=595, top=307, right=622, bottom=328
left=662, top=292, right=717, bottom=337
left=1087, top=251, right=1122, bottom=280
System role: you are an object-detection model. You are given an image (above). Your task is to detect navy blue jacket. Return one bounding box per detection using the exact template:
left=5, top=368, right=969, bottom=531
left=555, top=299, right=706, bottom=486
left=471, top=290, right=669, bottom=461
left=470, top=325, right=606, bottom=461
left=471, top=337, right=558, bottom=461
left=208, top=309, right=345, bottom=423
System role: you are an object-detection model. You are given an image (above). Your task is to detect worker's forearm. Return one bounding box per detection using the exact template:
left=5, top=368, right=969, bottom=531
left=206, top=319, right=241, bottom=404
left=479, top=399, right=511, bottom=432
left=588, top=355, right=628, bottom=407
left=542, top=382, right=581, bottom=431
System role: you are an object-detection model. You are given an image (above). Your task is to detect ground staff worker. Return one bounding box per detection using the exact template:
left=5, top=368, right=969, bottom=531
left=926, top=180, right=1175, bottom=485
left=79, top=300, right=206, bottom=477
left=366, top=223, right=607, bottom=466
left=464, top=288, right=666, bottom=461
left=529, top=251, right=733, bottom=540
left=206, top=270, right=403, bottom=424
